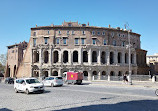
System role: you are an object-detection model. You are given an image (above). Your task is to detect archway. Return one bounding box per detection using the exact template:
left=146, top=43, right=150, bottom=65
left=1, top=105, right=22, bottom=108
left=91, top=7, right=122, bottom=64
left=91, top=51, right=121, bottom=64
left=13, top=65, right=16, bottom=77
left=44, top=51, right=49, bottom=63
left=101, top=51, right=106, bottom=64
left=125, top=53, right=128, bottom=64
left=63, top=51, right=68, bottom=63
left=83, top=51, right=88, bottom=62
left=110, top=52, right=114, bottom=64
left=118, top=52, right=122, bottom=63
left=33, top=51, right=39, bottom=63
left=52, top=71, right=58, bottom=76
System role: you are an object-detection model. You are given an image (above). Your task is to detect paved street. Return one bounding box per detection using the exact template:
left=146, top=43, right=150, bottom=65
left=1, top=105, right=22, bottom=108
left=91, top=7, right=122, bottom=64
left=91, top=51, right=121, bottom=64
left=0, top=82, right=158, bottom=111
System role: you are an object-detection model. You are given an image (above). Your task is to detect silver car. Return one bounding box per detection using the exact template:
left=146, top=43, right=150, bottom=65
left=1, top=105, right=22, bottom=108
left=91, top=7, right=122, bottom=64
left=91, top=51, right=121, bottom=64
left=42, top=77, right=63, bottom=87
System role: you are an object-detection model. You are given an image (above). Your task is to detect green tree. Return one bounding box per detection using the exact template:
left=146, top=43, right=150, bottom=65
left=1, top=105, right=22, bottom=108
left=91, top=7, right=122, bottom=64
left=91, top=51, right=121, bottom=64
left=0, top=54, right=6, bottom=66
left=0, top=62, right=5, bottom=73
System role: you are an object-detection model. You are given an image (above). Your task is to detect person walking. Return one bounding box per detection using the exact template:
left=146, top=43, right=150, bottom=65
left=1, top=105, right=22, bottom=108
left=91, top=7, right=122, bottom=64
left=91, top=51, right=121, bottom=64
left=123, top=74, right=128, bottom=84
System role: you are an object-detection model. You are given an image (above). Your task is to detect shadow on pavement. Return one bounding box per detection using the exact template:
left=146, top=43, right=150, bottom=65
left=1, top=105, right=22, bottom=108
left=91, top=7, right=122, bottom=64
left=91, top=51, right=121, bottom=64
left=54, top=99, right=158, bottom=111
left=0, top=108, right=12, bottom=111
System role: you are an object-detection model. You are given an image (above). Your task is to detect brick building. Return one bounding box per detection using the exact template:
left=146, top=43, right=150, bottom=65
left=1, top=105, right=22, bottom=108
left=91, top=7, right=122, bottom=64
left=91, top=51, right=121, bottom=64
left=5, top=21, right=149, bottom=81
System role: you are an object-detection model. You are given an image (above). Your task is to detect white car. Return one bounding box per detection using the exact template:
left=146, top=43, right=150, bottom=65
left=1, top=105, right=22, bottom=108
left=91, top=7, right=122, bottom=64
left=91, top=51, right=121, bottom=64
left=14, top=78, right=45, bottom=94
left=42, top=77, right=63, bottom=87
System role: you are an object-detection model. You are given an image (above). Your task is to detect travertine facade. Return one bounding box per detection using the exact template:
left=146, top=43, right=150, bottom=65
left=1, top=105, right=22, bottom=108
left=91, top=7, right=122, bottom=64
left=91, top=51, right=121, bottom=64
left=5, top=21, right=149, bottom=81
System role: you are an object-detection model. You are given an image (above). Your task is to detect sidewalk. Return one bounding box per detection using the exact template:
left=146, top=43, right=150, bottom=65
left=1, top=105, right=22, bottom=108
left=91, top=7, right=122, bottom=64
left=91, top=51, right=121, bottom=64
left=83, top=80, right=158, bottom=89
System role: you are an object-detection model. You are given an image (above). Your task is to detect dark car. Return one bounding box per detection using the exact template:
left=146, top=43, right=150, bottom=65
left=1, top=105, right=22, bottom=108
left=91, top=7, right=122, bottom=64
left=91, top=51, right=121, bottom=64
left=5, top=77, right=14, bottom=84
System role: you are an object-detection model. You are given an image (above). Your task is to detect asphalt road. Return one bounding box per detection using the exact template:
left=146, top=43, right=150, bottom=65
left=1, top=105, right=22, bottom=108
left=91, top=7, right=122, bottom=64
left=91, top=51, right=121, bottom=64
left=0, top=83, right=158, bottom=111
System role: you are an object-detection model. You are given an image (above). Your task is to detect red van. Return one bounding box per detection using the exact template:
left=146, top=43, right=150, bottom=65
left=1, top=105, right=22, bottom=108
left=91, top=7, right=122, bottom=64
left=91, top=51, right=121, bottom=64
left=63, top=72, right=83, bottom=85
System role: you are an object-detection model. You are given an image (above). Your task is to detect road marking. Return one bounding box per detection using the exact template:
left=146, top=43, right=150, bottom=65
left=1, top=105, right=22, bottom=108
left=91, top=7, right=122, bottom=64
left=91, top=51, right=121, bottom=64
left=53, top=88, right=158, bottom=99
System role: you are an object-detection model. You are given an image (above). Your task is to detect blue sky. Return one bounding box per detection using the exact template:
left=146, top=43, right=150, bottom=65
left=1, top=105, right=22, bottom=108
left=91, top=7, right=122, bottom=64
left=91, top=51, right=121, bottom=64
left=0, top=0, right=157, bottom=55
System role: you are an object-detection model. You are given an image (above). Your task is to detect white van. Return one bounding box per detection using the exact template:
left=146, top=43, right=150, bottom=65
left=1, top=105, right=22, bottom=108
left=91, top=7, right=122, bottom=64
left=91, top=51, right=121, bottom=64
left=14, top=78, right=45, bottom=94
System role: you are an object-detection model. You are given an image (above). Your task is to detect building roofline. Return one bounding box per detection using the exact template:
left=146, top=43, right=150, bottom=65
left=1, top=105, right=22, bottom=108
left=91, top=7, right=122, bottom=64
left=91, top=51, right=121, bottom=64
left=31, top=25, right=141, bottom=36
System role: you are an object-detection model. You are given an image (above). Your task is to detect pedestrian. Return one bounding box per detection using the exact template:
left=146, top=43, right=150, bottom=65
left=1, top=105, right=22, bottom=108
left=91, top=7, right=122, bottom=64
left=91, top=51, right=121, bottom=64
left=123, top=74, right=128, bottom=84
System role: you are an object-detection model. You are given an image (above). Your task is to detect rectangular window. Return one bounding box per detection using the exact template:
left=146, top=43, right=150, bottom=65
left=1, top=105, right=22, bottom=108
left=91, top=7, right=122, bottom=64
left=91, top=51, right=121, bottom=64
left=33, top=32, right=36, bottom=36
left=67, top=31, right=69, bottom=35
left=103, top=39, right=106, bottom=45
left=44, top=37, right=48, bottom=44
left=75, top=38, right=79, bottom=45
left=122, top=41, right=125, bottom=47
left=92, top=31, right=95, bottom=35
left=92, top=38, right=96, bottom=45
left=56, top=38, right=60, bottom=44
left=33, top=38, right=36, bottom=46
left=58, top=30, right=61, bottom=34
left=113, top=40, right=116, bottom=46
left=63, top=38, right=67, bottom=45
left=82, top=30, right=85, bottom=35
left=48, top=30, right=50, bottom=35
left=97, top=32, right=100, bottom=35
left=102, top=32, right=105, bottom=35
left=81, top=38, right=85, bottom=45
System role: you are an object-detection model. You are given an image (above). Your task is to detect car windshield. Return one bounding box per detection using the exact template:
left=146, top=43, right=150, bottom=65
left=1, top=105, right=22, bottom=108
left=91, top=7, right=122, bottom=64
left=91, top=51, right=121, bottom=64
left=49, top=77, right=54, bottom=80
left=55, top=77, right=62, bottom=80
left=26, top=79, right=40, bottom=84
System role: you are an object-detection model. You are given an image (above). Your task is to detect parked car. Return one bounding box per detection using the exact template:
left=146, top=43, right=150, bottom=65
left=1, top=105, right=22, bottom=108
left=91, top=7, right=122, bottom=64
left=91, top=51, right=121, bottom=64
left=5, top=77, right=14, bottom=84
left=42, top=77, right=63, bottom=87
left=14, top=78, right=45, bottom=94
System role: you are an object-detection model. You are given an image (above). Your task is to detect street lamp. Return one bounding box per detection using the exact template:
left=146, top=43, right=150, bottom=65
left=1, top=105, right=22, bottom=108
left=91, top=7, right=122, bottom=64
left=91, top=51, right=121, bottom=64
left=125, top=23, right=132, bottom=85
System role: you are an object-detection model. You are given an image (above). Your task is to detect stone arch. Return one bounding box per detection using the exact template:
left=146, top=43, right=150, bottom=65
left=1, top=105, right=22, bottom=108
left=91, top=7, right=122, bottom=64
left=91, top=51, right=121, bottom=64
left=44, top=51, right=49, bottom=63
left=73, top=51, right=78, bottom=62
left=125, top=53, right=128, bottom=64
left=118, top=52, right=122, bottom=63
left=43, top=71, right=48, bottom=77
left=110, top=52, right=114, bottom=64
left=101, top=51, right=106, bottom=64
left=52, top=71, right=58, bottom=76
left=83, top=51, right=88, bottom=62
left=53, top=51, right=59, bottom=63
left=110, top=71, right=115, bottom=76
left=118, top=71, right=122, bottom=76
left=33, top=51, right=39, bottom=63
left=102, top=71, right=106, bottom=75
left=83, top=71, right=88, bottom=77
left=92, top=71, right=97, bottom=76
left=63, top=51, right=68, bottom=63
left=92, top=51, right=97, bottom=62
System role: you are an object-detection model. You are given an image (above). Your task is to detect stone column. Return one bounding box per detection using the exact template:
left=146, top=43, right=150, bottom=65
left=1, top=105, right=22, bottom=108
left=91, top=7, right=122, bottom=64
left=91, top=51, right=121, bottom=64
left=69, top=50, right=72, bottom=65
left=107, top=51, right=110, bottom=65
left=39, top=49, right=42, bottom=65
left=88, top=49, right=92, bottom=65
left=98, top=50, right=101, bottom=65
left=122, top=51, right=125, bottom=65
left=49, top=48, right=52, bottom=65
left=59, top=50, right=62, bottom=64
left=79, top=48, right=82, bottom=64
left=58, top=69, right=62, bottom=77
left=88, top=69, right=92, bottom=81
left=134, top=52, right=136, bottom=65
left=114, top=51, right=118, bottom=65
left=98, top=71, right=101, bottom=80
left=49, top=69, right=52, bottom=76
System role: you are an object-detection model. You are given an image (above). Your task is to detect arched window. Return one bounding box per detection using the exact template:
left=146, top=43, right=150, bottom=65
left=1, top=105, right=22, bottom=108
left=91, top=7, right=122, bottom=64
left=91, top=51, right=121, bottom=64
left=118, top=52, right=122, bottom=63
left=83, top=51, right=88, bottom=62
left=102, top=71, right=106, bottom=75
left=53, top=51, right=59, bottom=63
left=52, top=71, right=58, bottom=76
left=101, top=51, right=106, bottom=64
left=73, top=51, right=78, bottom=62
left=125, top=53, right=128, bottom=64
left=44, top=51, right=49, bottom=63
left=118, top=71, right=122, bottom=76
left=43, top=71, right=48, bottom=77
left=63, top=51, right=68, bottom=63
left=33, top=51, right=39, bottom=63
left=92, top=51, right=97, bottom=62
left=92, top=71, right=97, bottom=75
left=110, top=52, right=114, bottom=64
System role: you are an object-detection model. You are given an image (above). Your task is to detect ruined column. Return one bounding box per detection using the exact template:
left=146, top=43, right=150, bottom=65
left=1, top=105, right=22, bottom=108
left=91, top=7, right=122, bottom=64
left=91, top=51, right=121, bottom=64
left=88, top=48, right=92, bottom=65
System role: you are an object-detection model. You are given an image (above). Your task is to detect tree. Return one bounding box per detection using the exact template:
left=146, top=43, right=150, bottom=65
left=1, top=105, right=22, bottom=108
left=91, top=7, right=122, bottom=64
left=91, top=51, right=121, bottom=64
left=0, top=62, right=5, bottom=73
left=0, top=54, right=7, bottom=66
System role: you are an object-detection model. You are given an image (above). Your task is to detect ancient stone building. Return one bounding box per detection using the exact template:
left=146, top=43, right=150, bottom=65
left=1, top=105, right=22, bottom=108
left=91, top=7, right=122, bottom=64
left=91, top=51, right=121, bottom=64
left=5, top=21, right=149, bottom=81
left=5, top=41, right=27, bottom=77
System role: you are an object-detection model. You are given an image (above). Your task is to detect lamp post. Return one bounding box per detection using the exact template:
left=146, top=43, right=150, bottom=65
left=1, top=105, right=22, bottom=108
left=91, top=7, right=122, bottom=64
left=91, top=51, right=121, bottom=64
left=128, top=30, right=132, bottom=85
left=125, top=23, right=132, bottom=85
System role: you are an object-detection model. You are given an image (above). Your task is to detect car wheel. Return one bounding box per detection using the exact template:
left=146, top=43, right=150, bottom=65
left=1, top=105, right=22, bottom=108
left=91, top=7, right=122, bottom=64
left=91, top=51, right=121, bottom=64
left=26, top=89, right=29, bottom=95
left=15, top=88, right=18, bottom=93
left=51, top=83, right=55, bottom=87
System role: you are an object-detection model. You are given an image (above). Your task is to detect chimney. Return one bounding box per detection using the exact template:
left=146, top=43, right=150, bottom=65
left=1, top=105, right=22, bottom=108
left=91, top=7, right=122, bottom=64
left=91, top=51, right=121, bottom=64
left=36, top=24, right=37, bottom=27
